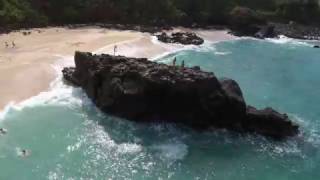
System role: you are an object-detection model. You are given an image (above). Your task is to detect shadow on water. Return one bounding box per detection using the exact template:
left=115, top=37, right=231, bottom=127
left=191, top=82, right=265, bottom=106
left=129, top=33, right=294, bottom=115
left=71, top=84, right=318, bottom=159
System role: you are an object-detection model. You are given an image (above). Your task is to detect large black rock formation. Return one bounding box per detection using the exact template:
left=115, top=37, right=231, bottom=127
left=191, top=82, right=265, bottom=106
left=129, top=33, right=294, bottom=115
left=63, top=52, right=299, bottom=139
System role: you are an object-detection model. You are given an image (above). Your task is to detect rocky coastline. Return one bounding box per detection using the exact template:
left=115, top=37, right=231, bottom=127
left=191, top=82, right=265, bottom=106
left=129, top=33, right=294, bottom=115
left=227, top=7, right=320, bottom=40
left=2, top=21, right=320, bottom=41
left=230, top=22, right=320, bottom=40
left=2, top=21, right=320, bottom=45
left=62, top=51, right=299, bottom=140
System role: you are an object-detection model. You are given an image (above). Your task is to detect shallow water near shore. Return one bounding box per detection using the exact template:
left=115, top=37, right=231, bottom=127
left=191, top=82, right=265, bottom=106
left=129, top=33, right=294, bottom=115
left=1, top=38, right=320, bottom=179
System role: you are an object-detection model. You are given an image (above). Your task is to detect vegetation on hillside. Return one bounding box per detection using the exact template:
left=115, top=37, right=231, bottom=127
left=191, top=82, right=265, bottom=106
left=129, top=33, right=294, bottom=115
left=1, top=0, right=320, bottom=28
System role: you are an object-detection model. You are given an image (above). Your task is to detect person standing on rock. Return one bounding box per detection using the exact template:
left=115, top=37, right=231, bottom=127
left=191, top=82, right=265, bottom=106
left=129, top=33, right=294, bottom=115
left=114, top=45, right=118, bottom=56
left=181, top=60, right=185, bottom=68
left=173, top=57, right=177, bottom=66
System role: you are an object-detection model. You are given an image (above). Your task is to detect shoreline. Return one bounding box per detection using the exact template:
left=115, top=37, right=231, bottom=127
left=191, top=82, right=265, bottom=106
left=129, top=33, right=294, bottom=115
left=0, top=27, right=143, bottom=110
left=0, top=26, right=236, bottom=111
left=2, top=22, right=320, bottom=41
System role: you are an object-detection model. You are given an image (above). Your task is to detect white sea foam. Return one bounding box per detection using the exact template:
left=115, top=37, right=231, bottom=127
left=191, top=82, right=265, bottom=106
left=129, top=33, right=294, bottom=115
left=117, top=143, right=143, bottom=154
left=266, top=35, right=313, bottom=47
left=152, top=141, right=188, bottom=161
left=290, top=114, right=320, bottom=147
left=215, top=51, right=232, bottom=55
left=0, top=102, right=15, bottom=120
left=75, top=119, right=143, bottom=156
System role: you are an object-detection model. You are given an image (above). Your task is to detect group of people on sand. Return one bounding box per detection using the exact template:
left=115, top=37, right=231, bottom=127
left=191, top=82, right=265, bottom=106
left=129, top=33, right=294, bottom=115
left=4, top=41, right=16, bottom=48
left=0, top=128, right=31, bottom=157
left=172, top=57, right=185, bottom=68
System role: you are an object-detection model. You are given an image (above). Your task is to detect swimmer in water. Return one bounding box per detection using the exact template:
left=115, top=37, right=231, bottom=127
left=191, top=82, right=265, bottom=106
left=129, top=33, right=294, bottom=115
left=0, top=128, right=7, bottom=135
left=20, top=149, right=31, bottom=157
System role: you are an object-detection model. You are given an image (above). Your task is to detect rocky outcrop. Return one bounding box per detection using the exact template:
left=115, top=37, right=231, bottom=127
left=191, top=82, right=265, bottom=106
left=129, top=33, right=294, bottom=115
left=273, top=23, right=320, bottom=40
left=230, top=18, right=320, bottom=40
left=228, top=6, right=320, bottom=40
left=156, top=32, right=204, bottom=45
left=254, top=24, right=276, bottom=39
left=63, top=51, right=299, bottom=139
left=245, top=106, right=298, bottom=139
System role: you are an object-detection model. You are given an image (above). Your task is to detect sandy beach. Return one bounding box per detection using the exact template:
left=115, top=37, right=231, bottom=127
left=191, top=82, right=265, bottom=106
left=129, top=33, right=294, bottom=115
left=0, top=26, right=235, bottom=110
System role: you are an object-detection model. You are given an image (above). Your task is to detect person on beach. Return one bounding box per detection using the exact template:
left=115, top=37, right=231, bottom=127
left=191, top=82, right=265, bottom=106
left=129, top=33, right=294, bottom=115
left=114, top=45, right=118, bottom=56
left=173, top=57, right=177, bottom=66
left=12, top=41, right=16, bottom=48
left=0, top=128, right=7, bottom=135
left=5, top=41, right=9, bottom=48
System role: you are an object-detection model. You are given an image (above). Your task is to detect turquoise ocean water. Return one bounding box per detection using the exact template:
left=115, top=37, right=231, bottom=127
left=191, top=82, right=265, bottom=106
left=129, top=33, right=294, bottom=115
left=1, top=38, right=320, bottom=179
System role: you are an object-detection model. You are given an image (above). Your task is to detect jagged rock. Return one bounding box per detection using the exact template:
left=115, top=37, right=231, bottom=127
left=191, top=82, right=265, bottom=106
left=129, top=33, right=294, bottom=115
left=220, top=78, right=244, bottom=103
left=156, top=32, right=204, bottom=45
left=63, top=51, right=299, bottom=139
left=191, top=66, right=201, bottom=71
left=255, top=24, right=276, bottom=39
left=245, top=106, right=299, bottom=139
left=273, top=23, right=320, bottom=40
left=62, top=67, right=80, bottom=86
left=228, top=7, right=320, bottom=40
left=231, top=20, right=320, bottom=40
